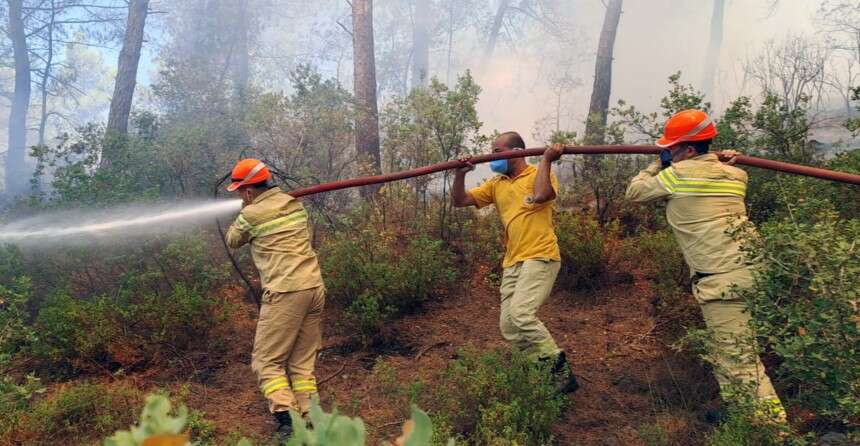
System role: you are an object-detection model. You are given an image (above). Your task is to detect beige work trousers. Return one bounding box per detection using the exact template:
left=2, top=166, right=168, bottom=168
left=693, top=267, right=785, bottom=419
left=251, top=286, right=325, bottom=415
left=499, top=259, right=562, bottom=361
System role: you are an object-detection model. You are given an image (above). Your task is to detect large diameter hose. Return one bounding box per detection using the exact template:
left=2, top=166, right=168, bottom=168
left=220, top=145, right=858, bottom=307
left=288, top=145, right=860, bottom=197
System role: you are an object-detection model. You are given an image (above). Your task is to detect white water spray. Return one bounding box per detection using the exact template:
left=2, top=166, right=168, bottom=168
left=0, top=199, right=242, bottom=246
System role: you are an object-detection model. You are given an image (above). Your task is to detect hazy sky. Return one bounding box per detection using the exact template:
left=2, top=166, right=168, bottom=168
left=470, top=0, right=822, bottom=143
left=0, top=0, right=847, bottom=160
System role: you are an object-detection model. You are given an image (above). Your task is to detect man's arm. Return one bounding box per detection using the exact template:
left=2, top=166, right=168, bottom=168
left=625, top=160, right=672, bottom=203
left=452, top=158, right=478, bottom=207
left=533, top=144, right=562, bottom=203
left=225, top=214, right=253, bottom=248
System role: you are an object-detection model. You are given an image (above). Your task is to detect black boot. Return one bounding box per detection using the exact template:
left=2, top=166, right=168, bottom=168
left=548, top=351, right=579, bottom=394
left=273, top=411, right=293, bottom=442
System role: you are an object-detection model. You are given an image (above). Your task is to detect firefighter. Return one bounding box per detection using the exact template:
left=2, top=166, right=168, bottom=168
left=625, top=110, right=786, bottom=423
left=452, top=132, right=578, bottom=394
left=225, top=159, right=325, bottom=438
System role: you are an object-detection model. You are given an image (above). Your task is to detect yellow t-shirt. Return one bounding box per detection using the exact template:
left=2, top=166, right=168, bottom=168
left=469, top=164, right=561, bottom=268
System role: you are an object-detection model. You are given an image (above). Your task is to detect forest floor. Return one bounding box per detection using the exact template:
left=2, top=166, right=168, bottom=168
left=160, top=260, right=720, bottom=446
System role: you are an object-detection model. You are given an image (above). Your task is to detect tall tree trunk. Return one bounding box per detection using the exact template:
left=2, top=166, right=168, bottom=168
left=233, top=0, right=250, bottom=104
left=445, top=0, right=455, bottom=84
left=702, top=0, right=725, bottom=99
left=484, top=0, right=510, bottom=59
left=6, top=0, right=31, bottom=195
left=106, top=0, right=149, bottom=138
left=352, top=0, right=382, bottom=181
left=37, top=0, right=57, bottom=148
left=411, top=0, right=431, bottom=89
left=584, top=0, right=622, bottom=145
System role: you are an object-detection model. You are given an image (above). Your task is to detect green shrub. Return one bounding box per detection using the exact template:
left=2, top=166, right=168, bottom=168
left=630, top=230, right=692, bottom=329
left=742, top=210, right=860, bottom=425
left=0, top=382, right=142, bottom=445
left=0, top=373, right=46, bottom=415
left=0, top=276, right=37, bottom=363
left=429, top=347, right=566, bottom=445
left=321, top=223, right=458, bottom=343
left=27, top=282, right=226, bottom=376
left=705, top=403, right=790, bottom=446
left=555, top=211, right=609, bottom=290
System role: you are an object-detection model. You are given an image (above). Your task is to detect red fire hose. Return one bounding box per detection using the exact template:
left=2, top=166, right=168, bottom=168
left=288, top=145, right=860, bottom=197
left=220, top=145, right=858, bottom=306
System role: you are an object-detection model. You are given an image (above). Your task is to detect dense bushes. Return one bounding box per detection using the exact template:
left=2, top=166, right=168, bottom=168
left=555, top=210, right=609, bottom=290
left=742, top=210, right=860, bottom=425
left=632, top=230, right=692, bottom=326
left=321, top=217, right=458, bottom=344
left=0, top=236, right=232, bottom=378
left=428, top=347, right=567, bottom=445
left=27, top=283, right=226, bottom=376
left=0, top=382, right=142, bottom=445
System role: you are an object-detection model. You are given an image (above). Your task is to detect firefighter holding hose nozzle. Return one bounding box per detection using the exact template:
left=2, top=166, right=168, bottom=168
left=453, top=131, right=579, bottom=394
left=225, top=159, right=326, bottom=439
left=625, top=110, right=787, bottom=424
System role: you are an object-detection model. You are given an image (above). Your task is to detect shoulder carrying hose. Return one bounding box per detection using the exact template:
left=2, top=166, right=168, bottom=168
left=219, top=145, right=860, bottom=306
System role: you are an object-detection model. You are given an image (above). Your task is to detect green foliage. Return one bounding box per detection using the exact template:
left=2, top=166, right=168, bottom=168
left=742, top=210, right=860, bottom=424
left=321, top=218, right=458, bottom=344
left=0, top=276, right=37, bottom=363
left=246, top=65, right=355, bottom=210
left=429, top=348, right=566, bottom=445
left=631, top=230, right=690, bottom=317
left=31, top=123, right=172, bottom=205
left=382, top=72, right=485, bottom=175
left=555, top=211, right=608, bottom=290
left=848, top=86, right=860, bottom=136
left=713, top=92, right=813, bottom=162
left=637, top=421, right=670, bottom=446
left=27, top=281, right=225, bottom=376
left=286, top=397, right=367, bottom=446
left=705, top=401, right=791, bottom=446
left=104, top=394, right=189, bottom=446
left=0, top=236, right=232, bottom=377
left=0, top=373, right=46, bottom=414
left=1, top=382, right=142, bottom=445
left=611, top=72, right=711, bottom=143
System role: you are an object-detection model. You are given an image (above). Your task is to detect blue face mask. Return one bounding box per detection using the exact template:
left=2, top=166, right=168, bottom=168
left=489, top=159, right=509, bottom=174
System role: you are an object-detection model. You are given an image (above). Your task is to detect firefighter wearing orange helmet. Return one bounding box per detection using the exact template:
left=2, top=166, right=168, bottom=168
left=225, top=159, right=325, bottom=438
left=626, top=110, right=787, bottom=423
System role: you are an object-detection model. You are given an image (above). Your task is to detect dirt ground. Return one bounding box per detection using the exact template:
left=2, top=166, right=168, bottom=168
left=173, top=263, right=720, bottom=445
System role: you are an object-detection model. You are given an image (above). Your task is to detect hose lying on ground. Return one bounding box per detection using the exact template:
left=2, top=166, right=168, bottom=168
left=219, top=145, right=860, bottom=305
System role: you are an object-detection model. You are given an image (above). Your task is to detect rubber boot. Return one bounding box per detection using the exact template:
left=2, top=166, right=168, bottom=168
left=273, top=411, right=293, bottom=442
left=549, top=351, right=579, bottom=394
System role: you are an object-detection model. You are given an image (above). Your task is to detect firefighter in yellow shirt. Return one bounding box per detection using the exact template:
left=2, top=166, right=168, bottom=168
left=226, top=159, right=325, bottom=438
left=453, top=132, right=578, bottom=394
left=625, top=110, right=786, bottom=423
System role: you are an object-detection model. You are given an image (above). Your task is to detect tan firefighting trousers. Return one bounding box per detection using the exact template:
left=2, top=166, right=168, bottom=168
left=499, top=259, right=562, bottom=361
left=693, top=267, right=786, bottom=420
left=251, top=286, right=325, bottom=415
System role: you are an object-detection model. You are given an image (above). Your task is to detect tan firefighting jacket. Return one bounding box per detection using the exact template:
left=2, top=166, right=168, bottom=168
left=226, top=188, right=323, bottom=293
left=625, top=153, right=753, bottom=275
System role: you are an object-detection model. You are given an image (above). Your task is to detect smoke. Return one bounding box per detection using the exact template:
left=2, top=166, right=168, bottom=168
left=0, top=199, right=242, bottom=247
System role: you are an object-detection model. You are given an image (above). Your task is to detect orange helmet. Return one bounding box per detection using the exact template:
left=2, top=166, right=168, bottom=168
left=656, top=109, right=718, bottom=148
left=226, top=159, right=272, bottom=191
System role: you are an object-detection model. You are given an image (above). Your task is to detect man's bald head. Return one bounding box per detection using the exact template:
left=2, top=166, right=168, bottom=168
left=494, top=131, right=526, bottom=151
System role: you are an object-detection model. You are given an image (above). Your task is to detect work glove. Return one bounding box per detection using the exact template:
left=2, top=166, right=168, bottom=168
left=659, top=149, right=673, bottom=169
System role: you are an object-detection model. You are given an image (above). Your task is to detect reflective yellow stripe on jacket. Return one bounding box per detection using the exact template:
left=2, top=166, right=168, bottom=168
left=238, top=209, right=309, bottom=239
left=656, top=167, right=746, bottom=198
